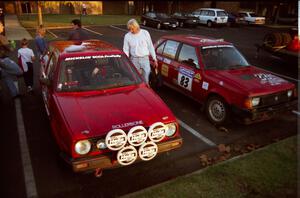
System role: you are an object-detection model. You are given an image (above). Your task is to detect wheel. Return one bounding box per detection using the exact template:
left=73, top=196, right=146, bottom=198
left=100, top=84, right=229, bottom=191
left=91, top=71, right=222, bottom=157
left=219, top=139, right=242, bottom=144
left=179, top=22, right=184, bottom=27
left=207, top=20, right=212, bottom=27
left=157, top=23, right=161, bottom=29
left=205, top=96, right=229, bottom=126
left=142, top=20, right=146, bottom=26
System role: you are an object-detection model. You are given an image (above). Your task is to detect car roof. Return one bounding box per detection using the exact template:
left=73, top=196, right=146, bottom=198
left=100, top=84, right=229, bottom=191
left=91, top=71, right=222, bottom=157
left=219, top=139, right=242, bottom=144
left=49, top=40, right=121, bottom=55
left=197, top=8, right=225, bottom=11
left=161, top=34, right=231, bottom=47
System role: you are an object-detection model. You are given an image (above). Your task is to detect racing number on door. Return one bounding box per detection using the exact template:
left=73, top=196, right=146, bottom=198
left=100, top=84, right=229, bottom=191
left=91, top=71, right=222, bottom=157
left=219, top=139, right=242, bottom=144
left=177, top=67, right=194, bottom=91
left=180, top=75, right=190, bottom=88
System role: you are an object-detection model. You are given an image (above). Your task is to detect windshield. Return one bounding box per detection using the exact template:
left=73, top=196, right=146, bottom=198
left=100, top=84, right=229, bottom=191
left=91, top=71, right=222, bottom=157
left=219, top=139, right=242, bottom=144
left=57, top=54, right=142, bottom=92
left=200, top=46, right=249, bottom=70
left=157, top=13, right=170, bottom=18
left=250, top=13, right=258, bottom=17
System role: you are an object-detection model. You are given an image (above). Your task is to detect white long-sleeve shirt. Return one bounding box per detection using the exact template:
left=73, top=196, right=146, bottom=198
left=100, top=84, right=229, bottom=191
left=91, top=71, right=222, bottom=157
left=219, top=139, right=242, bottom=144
left=123, top=29, right=157, bottom=61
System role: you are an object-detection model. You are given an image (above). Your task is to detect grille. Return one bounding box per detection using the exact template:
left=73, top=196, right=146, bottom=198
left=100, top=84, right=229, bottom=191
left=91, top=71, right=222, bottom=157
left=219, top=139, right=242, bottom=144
left=260, top=91, right=289, bottom=107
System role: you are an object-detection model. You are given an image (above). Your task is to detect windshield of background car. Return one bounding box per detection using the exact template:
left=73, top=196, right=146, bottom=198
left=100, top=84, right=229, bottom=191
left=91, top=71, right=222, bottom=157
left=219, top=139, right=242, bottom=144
left=249, top=13, right=258, bottom=17
left=200, top=46, right=249, bottom=70
left=157, top=13, right=170, bottom=18
left=217, top=11, right=227, bottom=16
left=57, top=54, right=142, bottom=92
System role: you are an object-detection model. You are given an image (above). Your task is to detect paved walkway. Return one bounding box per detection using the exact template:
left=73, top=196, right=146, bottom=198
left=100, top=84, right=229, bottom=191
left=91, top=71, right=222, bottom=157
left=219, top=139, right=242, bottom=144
left=5, top=15, right=32, bottom=40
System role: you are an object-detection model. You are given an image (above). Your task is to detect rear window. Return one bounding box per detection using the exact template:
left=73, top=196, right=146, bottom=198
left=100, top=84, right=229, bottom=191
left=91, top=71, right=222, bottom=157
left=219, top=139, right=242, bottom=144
left=217, top=11, right=227, bottom=16
left=58, top=54, right=142, bottom=92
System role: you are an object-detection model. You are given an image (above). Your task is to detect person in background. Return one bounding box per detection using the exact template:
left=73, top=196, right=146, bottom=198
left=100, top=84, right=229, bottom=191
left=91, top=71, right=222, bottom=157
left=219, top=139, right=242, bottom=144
left=82, top=3, right=87, bottom=15
left=68, top=19, right=89, bottom=41
left=35, top=25, right=47, bottom=61
left=0, top=21, right=23, bottom=99
left=123, top=19, right=158, bottom=84
left=18, top=38, right=35, bottom=93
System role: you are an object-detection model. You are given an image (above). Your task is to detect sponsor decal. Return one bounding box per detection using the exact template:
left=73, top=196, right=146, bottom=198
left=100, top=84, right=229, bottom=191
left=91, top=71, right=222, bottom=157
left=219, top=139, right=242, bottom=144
left=194, top=73, right=202, bottom=80
left=161, top=64, right=169, bottom=77
left=202, top=45, right=233, bottom=49
left=163, top=58, right=171, bottom=65
left=138, top=142, right=158, bottom=161
left=254, top=73, right=287, bottom=86
left=117, top=146, right=138, bottom=166
left=177, top=67, right=194, bottom=91
left=65, top=54, right=121, bottom=61
left=112, top=120, right=144, bottom=129
left=202, top=81, right=209, bottom=90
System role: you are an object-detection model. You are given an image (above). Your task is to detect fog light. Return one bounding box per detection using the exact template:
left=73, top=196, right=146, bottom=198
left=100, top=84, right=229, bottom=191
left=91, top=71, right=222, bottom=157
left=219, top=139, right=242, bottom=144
left=96, top=139, right=107, bottom=149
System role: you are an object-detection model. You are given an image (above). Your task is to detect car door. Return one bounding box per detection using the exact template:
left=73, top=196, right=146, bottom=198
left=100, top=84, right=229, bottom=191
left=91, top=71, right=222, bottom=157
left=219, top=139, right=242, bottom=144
left=41, top=52, right=58, bottom=117
left=155, top=39, right=180, bottom=85
left=176, top=43, right=203, bottom=99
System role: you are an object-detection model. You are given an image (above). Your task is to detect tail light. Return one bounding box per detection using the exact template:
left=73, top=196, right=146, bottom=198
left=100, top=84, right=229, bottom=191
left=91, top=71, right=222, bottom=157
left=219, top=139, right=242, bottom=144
left=287, top=35, right=300, bottom=52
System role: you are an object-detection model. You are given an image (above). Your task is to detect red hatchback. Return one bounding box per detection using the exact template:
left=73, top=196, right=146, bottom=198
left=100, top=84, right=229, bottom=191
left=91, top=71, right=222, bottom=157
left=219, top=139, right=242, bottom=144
left=151, top=35, right=297, bottom=125
left=39, top=40, right=182, bottom=174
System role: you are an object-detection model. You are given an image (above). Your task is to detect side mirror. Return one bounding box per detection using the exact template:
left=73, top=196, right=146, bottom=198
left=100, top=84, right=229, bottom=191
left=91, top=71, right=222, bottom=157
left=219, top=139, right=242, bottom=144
left=40, top=76, right=51, bottom=86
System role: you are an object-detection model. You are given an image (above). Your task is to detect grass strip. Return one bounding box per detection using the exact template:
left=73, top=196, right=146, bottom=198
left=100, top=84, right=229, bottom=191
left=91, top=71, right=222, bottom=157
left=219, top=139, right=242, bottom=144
left=125, top=136, right=297, bottom=198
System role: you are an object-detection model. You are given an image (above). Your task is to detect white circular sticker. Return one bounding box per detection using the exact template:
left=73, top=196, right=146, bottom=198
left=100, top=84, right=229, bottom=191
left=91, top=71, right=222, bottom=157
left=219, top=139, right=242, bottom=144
left=117, top=145, right=138, bottom=166
left=138, top=142, right=158, bottom=161
left=128, top=126, right=148, bottom=146
left=105, top=129, right=127, bottom=151
left=148, top=122, right=166, bottom=142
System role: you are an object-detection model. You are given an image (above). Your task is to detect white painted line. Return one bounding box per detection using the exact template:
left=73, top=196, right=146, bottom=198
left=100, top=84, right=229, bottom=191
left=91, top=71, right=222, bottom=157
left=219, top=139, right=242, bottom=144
left=177, top=27, right=193, bottom=32
left=292, top=110, right=300, bottom=116
left=110, top=25, right=128, bottom=32
left=15, top=98, right=38, bottom=198
left=177, top=119, right=216, bottom=147
left=46, top=29, right=58, bottom=38
left=82, top=27, right=103, bottom=36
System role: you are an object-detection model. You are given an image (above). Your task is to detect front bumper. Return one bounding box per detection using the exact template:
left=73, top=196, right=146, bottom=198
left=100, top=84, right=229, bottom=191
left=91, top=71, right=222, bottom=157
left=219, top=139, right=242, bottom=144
left=232, top=99, right=297, bottom=124
left=61, top=137, right=183, bottom=172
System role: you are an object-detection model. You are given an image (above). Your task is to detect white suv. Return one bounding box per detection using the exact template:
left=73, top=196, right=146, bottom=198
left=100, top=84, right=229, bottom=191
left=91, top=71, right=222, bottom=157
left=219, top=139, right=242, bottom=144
left=192, top=8, right=228, bottom=27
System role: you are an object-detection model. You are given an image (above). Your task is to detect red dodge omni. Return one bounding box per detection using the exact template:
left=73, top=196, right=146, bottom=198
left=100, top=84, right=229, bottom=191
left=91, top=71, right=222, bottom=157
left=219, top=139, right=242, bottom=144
left=39, top=40, right=182, bottom=174
left=151, top=35, right=297, bottom=125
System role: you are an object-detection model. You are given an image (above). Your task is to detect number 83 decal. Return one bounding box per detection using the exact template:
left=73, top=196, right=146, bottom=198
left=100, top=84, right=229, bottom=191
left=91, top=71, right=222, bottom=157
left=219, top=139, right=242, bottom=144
left=177, top=67, right=194, bottom=91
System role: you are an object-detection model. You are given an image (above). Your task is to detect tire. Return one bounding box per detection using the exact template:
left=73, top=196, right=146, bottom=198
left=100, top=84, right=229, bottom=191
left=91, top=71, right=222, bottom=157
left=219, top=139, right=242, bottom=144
left=157, top=23, right=161, bottom=29
left=207, top=20, right=212, bottom=27
left=205, top=96, right=229, bottom=126
left=263, top=33, right=283, bottom=47
left=142, top=20, right=146, bottom=26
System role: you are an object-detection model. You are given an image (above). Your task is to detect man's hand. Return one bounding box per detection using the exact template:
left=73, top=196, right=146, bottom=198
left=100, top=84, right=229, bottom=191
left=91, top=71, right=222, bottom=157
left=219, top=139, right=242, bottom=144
left=153, top=60, right=158, bottom=68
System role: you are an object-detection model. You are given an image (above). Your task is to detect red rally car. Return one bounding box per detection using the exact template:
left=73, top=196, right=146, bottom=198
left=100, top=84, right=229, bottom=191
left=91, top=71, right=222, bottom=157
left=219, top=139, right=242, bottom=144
left=151, top=35, right=297, bottom=125
left=39, top=40, right=182, bottom=174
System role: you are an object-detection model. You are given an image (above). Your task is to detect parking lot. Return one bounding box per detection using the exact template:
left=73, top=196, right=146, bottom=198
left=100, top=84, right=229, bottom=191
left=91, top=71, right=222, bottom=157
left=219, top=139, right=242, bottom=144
left=1, top=24, right=298, bottom=197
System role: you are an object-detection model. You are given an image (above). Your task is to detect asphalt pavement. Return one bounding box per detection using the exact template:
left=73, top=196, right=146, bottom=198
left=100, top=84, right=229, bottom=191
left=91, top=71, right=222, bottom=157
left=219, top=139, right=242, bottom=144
left=0, top=24, right=298, bottom=198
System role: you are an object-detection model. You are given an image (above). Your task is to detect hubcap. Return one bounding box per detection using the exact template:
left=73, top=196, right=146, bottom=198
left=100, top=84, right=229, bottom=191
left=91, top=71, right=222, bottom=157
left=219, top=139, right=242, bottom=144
left=208, top=99, right=225, bottom=122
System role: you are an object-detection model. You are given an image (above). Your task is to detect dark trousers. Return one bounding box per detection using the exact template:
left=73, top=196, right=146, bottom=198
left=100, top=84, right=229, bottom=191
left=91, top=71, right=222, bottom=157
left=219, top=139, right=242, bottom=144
left=24, top=62, right=33, bottom=87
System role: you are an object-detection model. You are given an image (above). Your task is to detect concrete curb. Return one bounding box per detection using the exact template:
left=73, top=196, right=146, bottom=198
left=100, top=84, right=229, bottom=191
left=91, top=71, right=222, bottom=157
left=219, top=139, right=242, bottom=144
left=121, top=136, right=296, bottom=198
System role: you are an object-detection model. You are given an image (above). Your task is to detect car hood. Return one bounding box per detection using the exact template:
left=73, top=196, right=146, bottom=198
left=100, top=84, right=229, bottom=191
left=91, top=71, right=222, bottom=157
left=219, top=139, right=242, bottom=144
left=206, top=66, right=294, bottom=95
left=55, top=86, right=175, bottom=139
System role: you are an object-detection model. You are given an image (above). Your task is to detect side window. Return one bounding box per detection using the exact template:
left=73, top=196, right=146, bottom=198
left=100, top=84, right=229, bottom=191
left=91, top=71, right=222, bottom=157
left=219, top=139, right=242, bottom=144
left=208, top=10, right=215, bottom=16
left=45, top=53, right=57, bottom=80
left=201, top=10, right=209, bottom=16
left=178, top=44, right=199, bottom=68
left=162, top=40, right=180, bottom=60
left=156, top=41, right=166, bottom=54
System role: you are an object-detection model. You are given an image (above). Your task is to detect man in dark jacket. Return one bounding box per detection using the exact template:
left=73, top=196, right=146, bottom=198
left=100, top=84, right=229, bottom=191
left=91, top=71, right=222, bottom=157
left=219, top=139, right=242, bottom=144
left=68, top=19, right=89, bottom=41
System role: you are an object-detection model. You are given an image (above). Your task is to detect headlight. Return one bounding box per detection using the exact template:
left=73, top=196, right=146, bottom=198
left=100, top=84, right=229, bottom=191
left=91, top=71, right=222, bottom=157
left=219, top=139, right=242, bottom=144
left=287, top=90, right=293, bottom=97
left=75, top=140, right=91, bottom=155
left=163, top=22, right=170, bottom=25
left=251, top=97, right=260, bottom=107
left=96, top=139, right=107, bottom=149
left=165, top=123, right=177, bottom=137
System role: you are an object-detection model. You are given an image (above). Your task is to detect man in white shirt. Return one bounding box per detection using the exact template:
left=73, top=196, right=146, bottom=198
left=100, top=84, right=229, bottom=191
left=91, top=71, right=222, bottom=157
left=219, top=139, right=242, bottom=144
left=123, top=19, right=158, bottom=84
